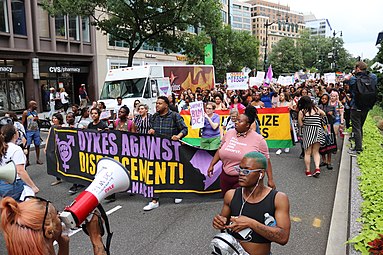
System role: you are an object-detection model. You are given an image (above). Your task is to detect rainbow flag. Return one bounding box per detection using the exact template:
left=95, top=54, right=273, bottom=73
left=180, top=107, right=293, bottom=149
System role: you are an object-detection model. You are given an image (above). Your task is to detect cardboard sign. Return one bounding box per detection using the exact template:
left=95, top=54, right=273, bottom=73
left=189, top=101, right=204, bottom=129
left=226, top=72, right=249, bottom=90
left=157, top=77, right=172, bottom=96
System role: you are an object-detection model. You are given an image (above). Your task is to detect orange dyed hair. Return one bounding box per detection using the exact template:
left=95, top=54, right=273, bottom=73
left=0, top=197, right=57, bottom=255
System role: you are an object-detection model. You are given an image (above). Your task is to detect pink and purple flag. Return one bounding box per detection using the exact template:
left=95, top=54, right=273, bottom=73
left=263, top=65, right=273, bottom=87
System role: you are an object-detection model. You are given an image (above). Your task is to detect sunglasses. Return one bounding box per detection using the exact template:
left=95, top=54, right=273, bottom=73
left=234, top=166, right=264, bottom=175
left=206, top=107, right=213, bottom=110
left=24, top=196, right=51, bottom=238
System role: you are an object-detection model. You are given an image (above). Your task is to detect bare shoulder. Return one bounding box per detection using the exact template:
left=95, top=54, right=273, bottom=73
left=275, top=191, right=289, bottom=206
left=224, top=189, right=236, bottom=204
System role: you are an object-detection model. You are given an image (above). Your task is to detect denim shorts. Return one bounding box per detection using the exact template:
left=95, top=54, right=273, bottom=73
left=0, top=179, right=25, bottom=201
left=26, top=130, right=41, bottom=146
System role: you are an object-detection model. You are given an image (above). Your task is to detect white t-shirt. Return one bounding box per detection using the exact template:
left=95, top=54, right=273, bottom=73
left=62, top=123, right=84, bottom=129
left=60, top=92, right=69, bottom=104
left=2, top=143, right=26, bottom=179
left=114, top=104, right=124, bottom=115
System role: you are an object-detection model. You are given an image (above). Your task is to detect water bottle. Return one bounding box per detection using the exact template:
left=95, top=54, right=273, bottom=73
left=264, top=213, right=276, bottom=227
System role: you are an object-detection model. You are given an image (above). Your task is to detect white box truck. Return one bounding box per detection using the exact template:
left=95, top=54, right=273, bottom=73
left=99, top=65, right=215, bottom=113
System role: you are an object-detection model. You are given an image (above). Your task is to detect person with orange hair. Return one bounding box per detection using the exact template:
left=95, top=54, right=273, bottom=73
left=0, top=196, right=106, bottom=255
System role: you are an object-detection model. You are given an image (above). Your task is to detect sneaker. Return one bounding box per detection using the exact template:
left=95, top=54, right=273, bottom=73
left=327, top=164, right=333, bottom=170
left=348, top=148, right=362, bottom=155
left=284, top=148, right=290, bottom=153
left=319, top=162, right=327, bottom=167
left=174, top=198, right=183, bottom=204
left=305, top=170, right=312, bottom=177
left=276, top=149, right=282, bottom=155
left=313, top=169, right=321, bottom=178
left=143, top=201, right=159, bottom=211
left=68, top=184, right=79, bottom=194
left=51, top=179, right=63, bottom=186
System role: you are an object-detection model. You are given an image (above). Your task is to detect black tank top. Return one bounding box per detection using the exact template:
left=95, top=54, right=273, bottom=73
left=229, top=188, right=278, bottom=243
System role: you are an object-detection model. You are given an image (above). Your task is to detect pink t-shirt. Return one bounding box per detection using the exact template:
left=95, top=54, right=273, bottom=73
left=219, top=129, right=269, bottom=176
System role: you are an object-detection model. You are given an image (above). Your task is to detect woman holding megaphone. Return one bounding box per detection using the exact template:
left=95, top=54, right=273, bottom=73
left=0, top=124, right=39, bottom=200
left=0, top=196, right=107, bottom=255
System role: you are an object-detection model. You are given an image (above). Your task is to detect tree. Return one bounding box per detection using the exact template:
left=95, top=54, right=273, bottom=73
left=268, top=37, right=303, bottom=76
left=373, top=46, right=383, bottom=108
left=183, top=25, right=260, bottom=82
left=42, top=0, right=222, bottom=67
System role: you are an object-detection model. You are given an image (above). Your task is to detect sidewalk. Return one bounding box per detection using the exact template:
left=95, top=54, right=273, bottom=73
left=325, top=134, right=362, bottom=255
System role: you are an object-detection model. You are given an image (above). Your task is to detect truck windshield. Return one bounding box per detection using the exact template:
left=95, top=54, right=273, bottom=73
left=100, top=78, right=146, bottom=99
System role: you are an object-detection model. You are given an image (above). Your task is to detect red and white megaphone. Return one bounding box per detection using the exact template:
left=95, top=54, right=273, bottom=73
left=60, top=158, right=130, bottom=228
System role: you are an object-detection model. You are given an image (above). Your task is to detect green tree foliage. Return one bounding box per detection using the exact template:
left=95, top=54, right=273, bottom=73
left=373, top=46, right=383, bottom=107
left=295, top=29, right=354, bottom=74
left=268, top=37, right=303, bottom=76
left=42, top=0, right=222, bottom=66
left=183, top=25, right=260, bottom=82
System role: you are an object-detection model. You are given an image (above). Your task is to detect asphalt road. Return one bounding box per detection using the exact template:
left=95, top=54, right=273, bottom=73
left=0, top=139, right=341, bottom=255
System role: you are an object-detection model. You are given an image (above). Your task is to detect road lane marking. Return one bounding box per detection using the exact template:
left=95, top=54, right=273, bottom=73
left=54, top=205, right=122, bottom=246
left=312, top=218, right=321, bottom=228
left=291, top=216, right=302, bottom=222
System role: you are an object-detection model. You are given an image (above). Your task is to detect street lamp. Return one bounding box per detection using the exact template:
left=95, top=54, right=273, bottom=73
left=331, top=30, right=342, bottom=71
left=263, top=20, right=275, bottom=73
left=263, top=14, right=290, bottom=73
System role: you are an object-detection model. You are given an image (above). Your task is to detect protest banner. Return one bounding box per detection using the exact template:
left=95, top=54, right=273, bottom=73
left=189, top=101, right=205, bottom=129
left=226, top=72, right=249, bottom=90
left=181, top=107, right=293, bottom=148
left=46, top=128, right=222, bottom=198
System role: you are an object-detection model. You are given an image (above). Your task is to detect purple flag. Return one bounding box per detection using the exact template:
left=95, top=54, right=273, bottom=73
left=263, top=65, right=273, bottom=87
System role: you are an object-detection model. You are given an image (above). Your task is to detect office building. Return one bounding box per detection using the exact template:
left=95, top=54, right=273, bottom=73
left=0, top=0, right=97, bottom=112
left=304, top=14, right=332, bottom=37
left=245, top=0, right=305, bottom=67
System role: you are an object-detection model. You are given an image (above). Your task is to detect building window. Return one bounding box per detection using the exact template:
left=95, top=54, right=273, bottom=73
left=55, top=15, right=67, bottom=38
left=38, top=5, right=49, bottom=37
left=221, top=10, right=227, bottom=23
left=0, top=0, right=9, bottom=32
left=69, top=16, right=80, bottom=40
left=233, top=4, right=241, bottom=9
left=11, top=0, right=26, bottom=35
left=81, top=17, right=90, bottom=42
left=233, top=16, right=242, bottom=22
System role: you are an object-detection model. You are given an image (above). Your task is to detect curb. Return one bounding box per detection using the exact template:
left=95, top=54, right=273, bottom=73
left=325, top=134, right=351, bottom=255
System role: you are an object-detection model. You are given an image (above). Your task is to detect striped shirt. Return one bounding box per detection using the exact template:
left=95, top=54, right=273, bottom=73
left=134, top=113, right=152, bottom=134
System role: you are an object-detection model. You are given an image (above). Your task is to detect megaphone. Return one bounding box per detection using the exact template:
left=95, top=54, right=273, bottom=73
left=210, top=233, right=250, bottom=255
left=0, top=161, right=17, bottom=184
left=60, top=158, right=130, bottom=228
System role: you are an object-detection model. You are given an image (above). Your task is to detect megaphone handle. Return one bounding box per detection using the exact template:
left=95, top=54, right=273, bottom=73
left=96, top=204, right=113, bottom=255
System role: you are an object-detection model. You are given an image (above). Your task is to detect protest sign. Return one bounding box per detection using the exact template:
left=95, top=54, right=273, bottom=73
left=157, top=77, right=172, bottom=96
left=189, top=101, right=205, bottom=129
left=226, top=72, right=249, bottom=90
left=324, top=73, right=336, bottom=84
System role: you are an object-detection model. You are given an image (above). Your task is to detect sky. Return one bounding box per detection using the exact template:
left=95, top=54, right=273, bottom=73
left=264, top=0, right=383, bottom=59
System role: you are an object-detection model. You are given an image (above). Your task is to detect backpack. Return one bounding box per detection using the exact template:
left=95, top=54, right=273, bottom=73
left=355, top=73, right=377, bottom=110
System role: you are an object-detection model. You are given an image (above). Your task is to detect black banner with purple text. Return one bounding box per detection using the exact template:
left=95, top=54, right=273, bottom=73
left=46, top=128, right=223, bottom=198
